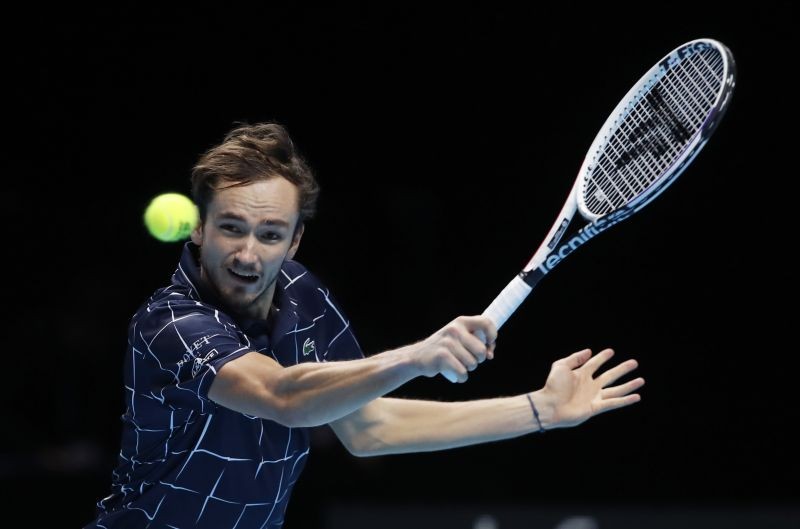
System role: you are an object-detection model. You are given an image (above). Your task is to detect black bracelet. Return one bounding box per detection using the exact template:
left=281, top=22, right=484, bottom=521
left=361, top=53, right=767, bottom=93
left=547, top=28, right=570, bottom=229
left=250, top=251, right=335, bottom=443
left=527, top=393, right=546, bottom=433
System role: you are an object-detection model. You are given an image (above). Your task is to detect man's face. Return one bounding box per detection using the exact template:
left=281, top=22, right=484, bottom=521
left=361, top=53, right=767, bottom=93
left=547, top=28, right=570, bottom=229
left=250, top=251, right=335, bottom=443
left=191, top=178, right=303, bottom=320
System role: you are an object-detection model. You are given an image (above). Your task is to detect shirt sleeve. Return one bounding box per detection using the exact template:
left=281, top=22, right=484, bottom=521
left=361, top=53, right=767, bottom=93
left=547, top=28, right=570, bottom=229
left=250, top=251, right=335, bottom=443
left=132, top=299, right=252, bottom=413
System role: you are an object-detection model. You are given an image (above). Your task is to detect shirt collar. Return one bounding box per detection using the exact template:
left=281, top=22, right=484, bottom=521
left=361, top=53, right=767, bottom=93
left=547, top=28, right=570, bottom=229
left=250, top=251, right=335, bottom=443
left=172, top=242, right=299, bottom=339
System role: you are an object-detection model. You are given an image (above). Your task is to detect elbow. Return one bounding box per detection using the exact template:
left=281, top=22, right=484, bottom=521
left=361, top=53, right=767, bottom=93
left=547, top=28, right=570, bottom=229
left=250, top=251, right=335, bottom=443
left=333, top=402, right=394, bottom=457
left=338, top=431, right=387, bottom=458
left=267, top=373, right=322, bottom=428
left=269, top=390, right=332, bottom=428
left=271, top=398, right=319, bottom=429
left=341, top=439, right=374, bottom=458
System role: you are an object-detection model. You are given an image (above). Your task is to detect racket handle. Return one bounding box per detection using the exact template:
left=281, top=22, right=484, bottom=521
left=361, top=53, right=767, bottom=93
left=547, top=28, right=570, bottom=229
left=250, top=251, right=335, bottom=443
left=442, top=275, right=533, bottom=383
left=481, top=274, right=533, bottom=338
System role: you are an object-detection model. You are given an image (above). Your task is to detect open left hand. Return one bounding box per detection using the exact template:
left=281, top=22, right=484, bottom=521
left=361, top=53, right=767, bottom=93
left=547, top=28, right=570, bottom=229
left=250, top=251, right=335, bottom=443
left=537, top=348, right=644, bottom=429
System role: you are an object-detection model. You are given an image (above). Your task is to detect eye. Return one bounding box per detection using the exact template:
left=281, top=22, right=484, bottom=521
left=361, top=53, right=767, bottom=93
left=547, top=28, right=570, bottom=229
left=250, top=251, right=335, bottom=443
left=260, top=231, right=282, bottom=242
left=220, top=223, right=242, bottom=233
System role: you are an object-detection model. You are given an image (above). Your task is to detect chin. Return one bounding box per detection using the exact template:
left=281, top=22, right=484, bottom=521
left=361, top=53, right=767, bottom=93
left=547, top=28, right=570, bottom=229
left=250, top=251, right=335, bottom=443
left=227, top=290, right=265, bottom=312
left=224, top=292, right=257, bottom=309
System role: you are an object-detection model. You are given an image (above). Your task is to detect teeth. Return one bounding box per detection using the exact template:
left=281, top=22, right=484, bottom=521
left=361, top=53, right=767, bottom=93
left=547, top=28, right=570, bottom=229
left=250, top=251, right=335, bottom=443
left=231, top=270, right=258, bottom=278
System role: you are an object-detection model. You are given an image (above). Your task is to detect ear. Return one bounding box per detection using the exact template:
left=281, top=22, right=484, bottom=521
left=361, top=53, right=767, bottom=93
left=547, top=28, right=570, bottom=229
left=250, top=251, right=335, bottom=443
left=287, top=222, right=305, bottom=260
left=191, top=221, right=204, bottom=246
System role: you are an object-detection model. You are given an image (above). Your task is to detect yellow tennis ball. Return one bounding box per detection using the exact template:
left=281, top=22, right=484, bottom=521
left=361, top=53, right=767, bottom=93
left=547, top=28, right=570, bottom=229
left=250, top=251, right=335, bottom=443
left=143, top=193, right=199, bottom=242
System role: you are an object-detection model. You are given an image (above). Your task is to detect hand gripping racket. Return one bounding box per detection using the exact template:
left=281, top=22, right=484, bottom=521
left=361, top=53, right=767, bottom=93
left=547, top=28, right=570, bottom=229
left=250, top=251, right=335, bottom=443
left=448, top=38, right=735, bottom=382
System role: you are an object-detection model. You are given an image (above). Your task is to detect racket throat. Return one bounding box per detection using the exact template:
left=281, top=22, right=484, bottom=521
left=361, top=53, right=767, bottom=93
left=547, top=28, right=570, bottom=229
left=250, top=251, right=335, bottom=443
left=531, top=207, right=634, bottom=281
left=520, top=269, right=545, bottom=289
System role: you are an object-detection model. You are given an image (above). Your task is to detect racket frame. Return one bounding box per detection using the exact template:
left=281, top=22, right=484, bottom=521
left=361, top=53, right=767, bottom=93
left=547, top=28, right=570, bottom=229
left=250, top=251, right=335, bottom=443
left=482, top=38, right=735, bottom=333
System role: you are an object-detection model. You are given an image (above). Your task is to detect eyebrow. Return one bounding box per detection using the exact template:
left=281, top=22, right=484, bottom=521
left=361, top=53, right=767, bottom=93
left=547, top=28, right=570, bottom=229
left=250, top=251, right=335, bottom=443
left=217, top=212, right=291, bottom=228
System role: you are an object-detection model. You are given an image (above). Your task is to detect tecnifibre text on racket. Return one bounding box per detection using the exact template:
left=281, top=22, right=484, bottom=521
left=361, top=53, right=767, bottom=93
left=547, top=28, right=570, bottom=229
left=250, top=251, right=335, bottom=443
left=445, top=38, right=735, bottom=382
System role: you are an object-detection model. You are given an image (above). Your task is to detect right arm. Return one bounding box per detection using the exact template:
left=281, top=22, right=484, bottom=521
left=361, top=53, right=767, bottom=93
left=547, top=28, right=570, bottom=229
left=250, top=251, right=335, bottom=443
left=208, top=315, right=496, bottom=427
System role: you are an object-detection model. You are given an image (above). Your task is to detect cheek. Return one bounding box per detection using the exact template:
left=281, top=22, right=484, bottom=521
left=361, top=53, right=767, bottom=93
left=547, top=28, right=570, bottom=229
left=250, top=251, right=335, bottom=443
left=263, top=250, right=291, bottom=274
left=264, top=253, right=285, bottom=270
left=200, top=245, right=229, bottom=272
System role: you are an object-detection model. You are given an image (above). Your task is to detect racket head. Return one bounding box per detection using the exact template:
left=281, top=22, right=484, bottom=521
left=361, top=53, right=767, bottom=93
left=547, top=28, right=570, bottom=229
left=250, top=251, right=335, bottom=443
left=576, top=38, right=736, bottom=222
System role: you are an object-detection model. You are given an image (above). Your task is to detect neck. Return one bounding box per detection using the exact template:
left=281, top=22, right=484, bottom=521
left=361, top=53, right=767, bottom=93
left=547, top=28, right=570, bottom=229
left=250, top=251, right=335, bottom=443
left=198, top=266, right=278, bottom=323
left=256, top=284, right=277, bottom=321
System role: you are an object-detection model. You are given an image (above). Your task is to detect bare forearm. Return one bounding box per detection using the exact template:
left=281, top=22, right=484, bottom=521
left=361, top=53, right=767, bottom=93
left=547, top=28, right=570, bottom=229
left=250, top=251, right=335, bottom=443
left=211, top=315, right=498, bottom=428
left=336, top=392, right=551, bottom=456
left=274, top=347, right=419, bottom=427
left=329, top=347, right=644, bottom=456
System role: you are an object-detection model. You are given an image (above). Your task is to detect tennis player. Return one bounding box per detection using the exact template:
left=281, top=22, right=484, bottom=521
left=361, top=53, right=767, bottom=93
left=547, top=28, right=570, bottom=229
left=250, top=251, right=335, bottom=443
left=84, top=122, right=643, bottom=529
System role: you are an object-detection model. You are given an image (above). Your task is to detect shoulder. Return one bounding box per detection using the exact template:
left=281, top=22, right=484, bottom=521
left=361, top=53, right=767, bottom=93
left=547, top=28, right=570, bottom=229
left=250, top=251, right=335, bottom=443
left=280, top=260, right=330, bottom=293
left=280, top=260, right=346, bottom=312
left=132, top=286, right=240, bottom=338
left=280, top=261, right=364, bottom=360
left=280, top=260, right=353, bottom=319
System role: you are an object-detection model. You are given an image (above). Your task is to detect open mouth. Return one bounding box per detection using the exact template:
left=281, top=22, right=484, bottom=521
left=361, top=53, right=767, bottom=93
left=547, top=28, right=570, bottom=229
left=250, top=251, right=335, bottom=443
left=228, top=269, right=260, bottom=284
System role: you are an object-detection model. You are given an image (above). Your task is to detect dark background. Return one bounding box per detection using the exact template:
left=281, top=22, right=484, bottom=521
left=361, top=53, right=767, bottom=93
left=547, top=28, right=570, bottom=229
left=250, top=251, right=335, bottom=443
left=4, top=3, right=797, bottom=527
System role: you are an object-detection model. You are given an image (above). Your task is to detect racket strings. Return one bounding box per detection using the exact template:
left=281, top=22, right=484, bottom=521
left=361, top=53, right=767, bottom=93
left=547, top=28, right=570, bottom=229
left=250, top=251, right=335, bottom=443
left=583, top=47, right=725, bottom=216
left=591, top=54, right=722, bottom=209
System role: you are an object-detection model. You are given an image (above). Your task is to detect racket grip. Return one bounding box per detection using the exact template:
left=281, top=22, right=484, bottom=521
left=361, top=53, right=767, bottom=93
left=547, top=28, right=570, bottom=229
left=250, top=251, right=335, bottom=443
left=443, top=275, right=533, bottom=383
left=481, top=274, right=533, bottom=337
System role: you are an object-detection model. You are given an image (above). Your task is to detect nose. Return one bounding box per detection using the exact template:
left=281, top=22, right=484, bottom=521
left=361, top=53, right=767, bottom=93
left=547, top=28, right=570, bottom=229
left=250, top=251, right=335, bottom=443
left=233, top=234, right=260, bottom=268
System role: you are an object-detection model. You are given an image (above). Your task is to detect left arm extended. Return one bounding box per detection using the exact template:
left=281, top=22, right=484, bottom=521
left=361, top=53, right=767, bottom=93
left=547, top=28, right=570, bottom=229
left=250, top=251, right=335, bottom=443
left=330, top=394, right=542, bottom=456
left=330, top=348, right=643, bottom=456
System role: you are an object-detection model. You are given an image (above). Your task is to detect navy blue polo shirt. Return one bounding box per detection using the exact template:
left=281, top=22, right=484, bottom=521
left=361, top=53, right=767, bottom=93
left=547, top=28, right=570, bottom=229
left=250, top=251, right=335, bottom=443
left=87, top=242, right=364, bottom=529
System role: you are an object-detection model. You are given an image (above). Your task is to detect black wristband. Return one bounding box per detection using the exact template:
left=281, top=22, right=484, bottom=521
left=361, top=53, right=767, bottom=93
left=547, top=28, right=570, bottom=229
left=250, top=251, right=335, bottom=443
left=527, top=393, right=546, bottom=433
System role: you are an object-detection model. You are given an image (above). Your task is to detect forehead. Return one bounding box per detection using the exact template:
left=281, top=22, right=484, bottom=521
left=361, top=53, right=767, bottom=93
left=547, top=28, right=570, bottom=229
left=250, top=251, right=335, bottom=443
left=208, top=178, right=300, bottom=223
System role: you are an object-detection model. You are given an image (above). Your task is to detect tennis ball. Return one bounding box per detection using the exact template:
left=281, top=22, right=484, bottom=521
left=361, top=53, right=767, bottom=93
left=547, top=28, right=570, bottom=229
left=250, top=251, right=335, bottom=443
left=143, top=193, right=199, bottom=242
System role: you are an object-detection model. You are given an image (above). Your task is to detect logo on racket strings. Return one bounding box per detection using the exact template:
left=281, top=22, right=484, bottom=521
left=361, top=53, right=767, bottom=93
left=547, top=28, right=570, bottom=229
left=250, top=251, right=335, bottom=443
left=658, top=40, right=711, bottom=71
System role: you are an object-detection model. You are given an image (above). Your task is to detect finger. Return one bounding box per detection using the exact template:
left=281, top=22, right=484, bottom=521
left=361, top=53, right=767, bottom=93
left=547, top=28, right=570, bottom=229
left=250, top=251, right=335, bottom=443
left=487, top=340, right=496, bottom=360
left=457, top=315, right=498, bottom=346
left=601, top=377, right=645, bottom=398
left=441, top=368, right=463, bottom=383
left=581, top=348, right=615, bottom=375
left=445, top=323, right=489, bottom=364
left=443, top=359, right=469, bottom=383
left=594, top=393, right=642, bottom=414
left=450, top=341, right=481, bottom=372
left=459, top=330, right=489, bottom=363
left=560, top=348, right=593, bottom=370
left=597, top=359, right=639, bottom=387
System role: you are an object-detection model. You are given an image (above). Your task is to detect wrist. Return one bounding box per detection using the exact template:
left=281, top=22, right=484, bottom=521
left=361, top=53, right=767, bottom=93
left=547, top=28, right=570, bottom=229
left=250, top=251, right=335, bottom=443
left=392, top=343, right=426, bottom=379
left=529, top=390, right=558, bottom=431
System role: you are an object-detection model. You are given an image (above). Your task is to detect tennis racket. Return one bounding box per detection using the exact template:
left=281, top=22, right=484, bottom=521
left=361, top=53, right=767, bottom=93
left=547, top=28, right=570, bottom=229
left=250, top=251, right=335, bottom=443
left=447, top=38, right=735, bottom=382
